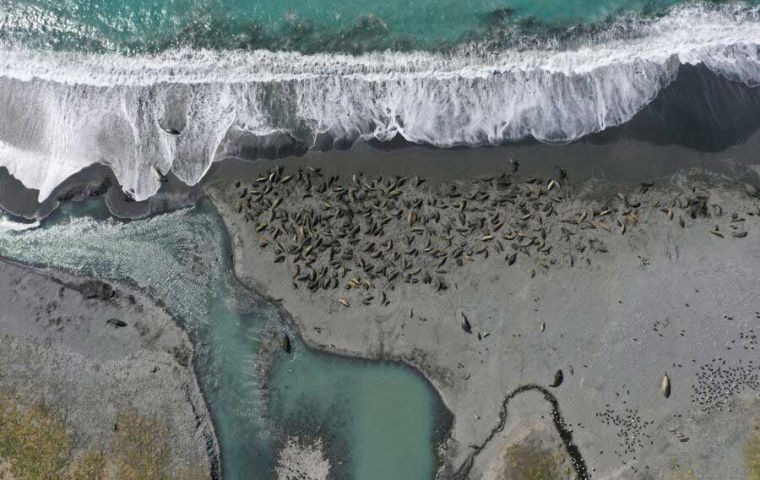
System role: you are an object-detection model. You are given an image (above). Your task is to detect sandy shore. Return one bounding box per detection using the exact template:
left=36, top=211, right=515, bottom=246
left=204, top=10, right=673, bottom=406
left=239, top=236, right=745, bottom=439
left=207, top=140, right=760, bottom=479
left=4, top=124, right=760, bottom=222
left=0, top=259, right=218, bottom=478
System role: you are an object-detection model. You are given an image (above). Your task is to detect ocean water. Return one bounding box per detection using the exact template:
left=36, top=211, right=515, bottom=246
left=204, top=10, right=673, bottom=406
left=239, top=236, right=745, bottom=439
left=0, top=0, right=696, bottom=53
left=0, top=200, right=450, bottom=480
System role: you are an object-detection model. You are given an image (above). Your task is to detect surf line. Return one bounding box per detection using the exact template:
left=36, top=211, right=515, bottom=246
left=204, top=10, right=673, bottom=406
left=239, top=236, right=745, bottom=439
left=453, top=384, right=589, bottom=480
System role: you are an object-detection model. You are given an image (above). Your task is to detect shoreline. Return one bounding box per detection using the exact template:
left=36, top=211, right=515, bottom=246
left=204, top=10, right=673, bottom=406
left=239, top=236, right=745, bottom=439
left=2, top=40, right=760, bottom=206
left=206, top=179, right=504, bottom=478
left=206, top=151, right=760, bottom=478
left=210, top=198, right=456, bottom=479
left=0, top=255, right=220, bottom=478
left=0, top=193, right=454, bottom=480
left=3, top=122, right=760, bottom=222
left=0, top=255, right=225, bottom=479
left=264, top=302, right=456, bottom=478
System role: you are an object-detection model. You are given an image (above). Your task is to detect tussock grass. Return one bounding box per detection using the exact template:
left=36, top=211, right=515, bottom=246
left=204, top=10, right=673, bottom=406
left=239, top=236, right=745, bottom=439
left=745, top=421, right=760, bottom=480
left=108, top=410, right=171, bottom=480
left=499, top=440, right=567, bottom=480
left=68, top=450, right=106, bottom=480
left=0, top=393, right=208, bottom=480
left=0, top=394, right=71, bottom=480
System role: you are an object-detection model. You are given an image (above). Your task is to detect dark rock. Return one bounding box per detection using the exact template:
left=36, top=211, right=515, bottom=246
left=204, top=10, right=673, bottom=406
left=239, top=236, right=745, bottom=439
left=171, top=345, right=191, bottom=367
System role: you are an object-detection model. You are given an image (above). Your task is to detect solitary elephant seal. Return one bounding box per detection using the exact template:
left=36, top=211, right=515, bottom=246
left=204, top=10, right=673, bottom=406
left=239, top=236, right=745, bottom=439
left=550, top=369, right=564, bottom=388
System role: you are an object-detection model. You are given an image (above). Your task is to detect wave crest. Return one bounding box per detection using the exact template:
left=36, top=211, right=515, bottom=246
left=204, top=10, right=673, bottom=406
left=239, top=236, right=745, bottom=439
left=0, top=3, right=759, bottom=201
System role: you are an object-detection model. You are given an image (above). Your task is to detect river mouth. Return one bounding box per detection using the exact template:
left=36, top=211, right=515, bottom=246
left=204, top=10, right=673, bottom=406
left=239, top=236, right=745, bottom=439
left=0, top=197, right=452, bottom=480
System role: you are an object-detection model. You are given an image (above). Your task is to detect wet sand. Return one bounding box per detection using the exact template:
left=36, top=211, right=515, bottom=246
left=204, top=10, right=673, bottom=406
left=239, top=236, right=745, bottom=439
left=0, top=258, right=218, bottom=477
left=206, top=130, right=760, bottom=190
left=4, top=127, right=760, bottom=221
left=206, top=137, right=760, bottom=479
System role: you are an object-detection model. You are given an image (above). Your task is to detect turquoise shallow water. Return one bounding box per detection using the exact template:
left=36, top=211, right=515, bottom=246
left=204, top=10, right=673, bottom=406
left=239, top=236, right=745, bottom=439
left=0, top=0, right=730, bottom=52
left=0, top=199, right=450, bottom=480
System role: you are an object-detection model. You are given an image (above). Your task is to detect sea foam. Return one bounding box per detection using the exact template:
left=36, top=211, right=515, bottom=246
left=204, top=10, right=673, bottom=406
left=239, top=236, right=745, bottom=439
left=0, top=3, right=759, bottom=202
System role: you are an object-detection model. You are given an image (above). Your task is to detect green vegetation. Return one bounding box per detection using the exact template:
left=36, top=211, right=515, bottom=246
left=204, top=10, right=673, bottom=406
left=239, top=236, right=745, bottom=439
left=499, top=440, right=567, bottom=480
left=69, top=451, right=106, bottom=480
left=109, top=410, right=171, bottom=480
left=746, top=421, right=760, bottom=480
left=0, top=392, right=208, bottom=480
left=0, top=395, right=71, bottom=480
left=667, top=468, right=696, bottom=480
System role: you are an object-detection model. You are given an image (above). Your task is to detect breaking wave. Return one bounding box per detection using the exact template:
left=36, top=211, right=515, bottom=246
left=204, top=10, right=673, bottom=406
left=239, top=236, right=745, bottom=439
left=1, top=2, right=760, bottom=201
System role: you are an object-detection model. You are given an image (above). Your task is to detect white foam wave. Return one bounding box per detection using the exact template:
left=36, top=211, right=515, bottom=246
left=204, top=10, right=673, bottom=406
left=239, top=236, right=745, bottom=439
left=0, top=3, right=759, bottom=202
left=0, top=215, right=39, bottom=232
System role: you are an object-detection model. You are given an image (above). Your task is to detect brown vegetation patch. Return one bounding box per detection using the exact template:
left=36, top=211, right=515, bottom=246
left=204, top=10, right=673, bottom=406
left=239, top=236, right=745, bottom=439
left=0, top=392, right=208, bottom=480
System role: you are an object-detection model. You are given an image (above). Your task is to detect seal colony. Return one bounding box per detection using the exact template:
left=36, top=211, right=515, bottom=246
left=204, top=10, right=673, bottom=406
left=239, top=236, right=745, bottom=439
left=223, top=165, right=751, bottom=305
left=209, top=159, right=760, bottom=479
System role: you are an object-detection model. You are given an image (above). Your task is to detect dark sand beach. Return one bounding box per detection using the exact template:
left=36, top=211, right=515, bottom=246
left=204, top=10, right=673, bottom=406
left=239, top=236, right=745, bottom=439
left=6, top=128, right=760, bottom=220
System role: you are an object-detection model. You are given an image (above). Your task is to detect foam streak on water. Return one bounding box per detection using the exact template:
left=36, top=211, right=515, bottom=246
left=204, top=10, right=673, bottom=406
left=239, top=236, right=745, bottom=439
left=0, top=3, right=759, bottom=202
